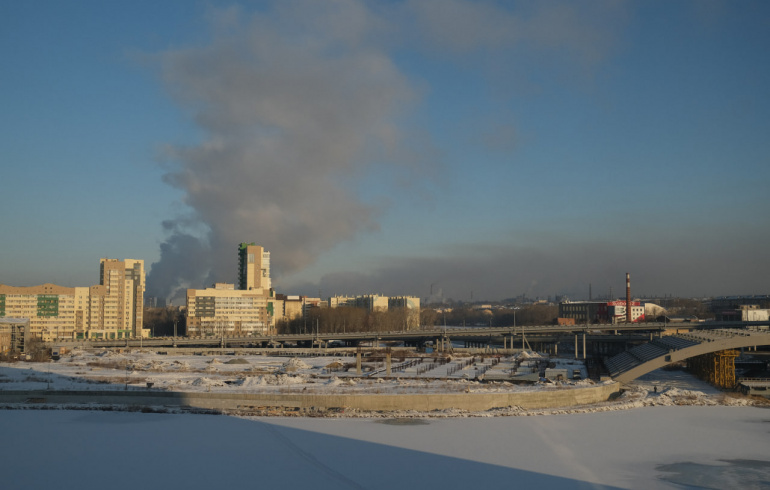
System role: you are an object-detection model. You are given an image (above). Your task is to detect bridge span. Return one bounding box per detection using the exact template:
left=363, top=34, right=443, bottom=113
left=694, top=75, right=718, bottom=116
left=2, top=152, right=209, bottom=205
left=50, top=320, right=767, bottom=351
left=607, top=328, right=770, bottom=384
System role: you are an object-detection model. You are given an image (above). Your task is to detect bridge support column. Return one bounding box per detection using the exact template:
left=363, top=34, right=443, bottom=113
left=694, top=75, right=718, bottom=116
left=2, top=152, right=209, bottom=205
left=583, top=333, right=587, bottom=360
left=386, top=350, right=392, bottom=378
left=689, top=349, right=739, bottom=389
left=575, top=334, right=580, bottom=359
left=356, top=349, right=362, bottom=375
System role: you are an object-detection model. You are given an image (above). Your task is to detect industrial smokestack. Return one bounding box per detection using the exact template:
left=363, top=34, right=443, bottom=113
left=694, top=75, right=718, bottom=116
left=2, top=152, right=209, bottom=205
left=626, top=273, right=631, bottom=323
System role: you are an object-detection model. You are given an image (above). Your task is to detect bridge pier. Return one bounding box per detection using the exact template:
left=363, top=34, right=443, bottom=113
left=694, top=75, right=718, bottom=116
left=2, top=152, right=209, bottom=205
left=356, top=348, right=362, bottom=375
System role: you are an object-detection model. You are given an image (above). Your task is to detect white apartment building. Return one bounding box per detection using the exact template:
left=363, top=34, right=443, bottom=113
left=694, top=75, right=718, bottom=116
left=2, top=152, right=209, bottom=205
left=186, top=283, right=272, bottom=336
left=186, top=243, right=274, bottom=336
left=0, top=258, right=146, bottom=340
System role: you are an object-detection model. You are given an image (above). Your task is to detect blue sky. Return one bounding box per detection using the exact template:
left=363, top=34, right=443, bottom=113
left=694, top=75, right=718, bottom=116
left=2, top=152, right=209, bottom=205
left=2, top=1, right=769, bottom=303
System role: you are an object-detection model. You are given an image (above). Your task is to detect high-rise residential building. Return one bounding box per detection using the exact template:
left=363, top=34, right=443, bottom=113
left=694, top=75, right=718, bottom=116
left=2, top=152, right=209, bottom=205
left=187, top=243, right=274, bottom=336
left=237, top=242, right=271, bottom=290
left=100, top=258, right=145, bottom=337
left=0, top=258, right=146, bottom=340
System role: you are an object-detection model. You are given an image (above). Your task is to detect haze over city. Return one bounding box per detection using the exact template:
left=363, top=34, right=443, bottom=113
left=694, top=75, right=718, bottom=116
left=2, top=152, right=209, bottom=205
left=2, top=1, right=769, bottom=304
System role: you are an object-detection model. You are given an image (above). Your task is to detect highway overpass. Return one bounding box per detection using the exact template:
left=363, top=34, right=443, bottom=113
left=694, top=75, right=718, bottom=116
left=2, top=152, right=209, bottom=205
left=49, top=320, right=768, bottom=351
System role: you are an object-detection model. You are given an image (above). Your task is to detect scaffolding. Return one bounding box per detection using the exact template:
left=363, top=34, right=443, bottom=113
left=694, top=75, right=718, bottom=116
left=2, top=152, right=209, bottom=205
left=688, top=349, right=740, bottom=389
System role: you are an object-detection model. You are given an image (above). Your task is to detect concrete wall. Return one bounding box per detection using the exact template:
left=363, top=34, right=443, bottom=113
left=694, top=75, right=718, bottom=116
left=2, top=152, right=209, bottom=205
left=0, top=382, right=619, bottom=412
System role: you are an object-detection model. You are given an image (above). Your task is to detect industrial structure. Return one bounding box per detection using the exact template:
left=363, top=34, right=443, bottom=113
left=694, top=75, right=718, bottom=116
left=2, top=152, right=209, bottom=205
left=559, top=273, right=648, bottom=324
left=714, top=304, right=770, bottom=322
left=0, top=258, right=145, bottom=341
left=688, top=349, right=740, bottom=389
left=709, top=295, right=770, bottom=313
left=558, top=300, right=645, bottom=324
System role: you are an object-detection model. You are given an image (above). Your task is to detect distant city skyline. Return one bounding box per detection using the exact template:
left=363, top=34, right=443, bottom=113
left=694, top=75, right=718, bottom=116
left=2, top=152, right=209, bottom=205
left=2, top=1, right=769, bottom=303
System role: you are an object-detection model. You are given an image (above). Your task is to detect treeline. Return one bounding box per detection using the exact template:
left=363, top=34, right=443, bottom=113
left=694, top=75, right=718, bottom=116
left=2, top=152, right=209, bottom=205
left=421, top=304, right=558, bottom=328
left=143, top=307, right=186, bottom=336
left=277, top=304, right=559, bottom=333
left=277, top=307, right=419, bottom=334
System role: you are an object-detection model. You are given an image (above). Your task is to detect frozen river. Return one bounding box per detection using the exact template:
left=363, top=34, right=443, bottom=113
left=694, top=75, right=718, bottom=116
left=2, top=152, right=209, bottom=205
left=2, top=403, right=769, bottom=489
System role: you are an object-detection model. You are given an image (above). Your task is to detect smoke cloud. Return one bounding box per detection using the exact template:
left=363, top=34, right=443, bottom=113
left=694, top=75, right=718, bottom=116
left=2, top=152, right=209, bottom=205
left=146, top=2, right=415, bottom=302
left=295, top=225, right=770, bottom=302
left=145, top=1, right=630, bottom=303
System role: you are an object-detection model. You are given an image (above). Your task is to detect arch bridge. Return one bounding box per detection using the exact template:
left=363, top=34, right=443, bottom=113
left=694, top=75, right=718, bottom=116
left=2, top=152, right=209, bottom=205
left=606, top=328, right=770, bottom=385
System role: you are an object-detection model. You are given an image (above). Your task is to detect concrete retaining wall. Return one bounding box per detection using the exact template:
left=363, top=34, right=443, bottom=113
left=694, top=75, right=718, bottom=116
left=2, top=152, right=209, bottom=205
left=0, top=382, right=619, bottom=412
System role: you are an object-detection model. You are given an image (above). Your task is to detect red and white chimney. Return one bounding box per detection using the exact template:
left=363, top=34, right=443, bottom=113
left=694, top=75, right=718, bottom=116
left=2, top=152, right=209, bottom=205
left=626, top=273, right=631, bottom=322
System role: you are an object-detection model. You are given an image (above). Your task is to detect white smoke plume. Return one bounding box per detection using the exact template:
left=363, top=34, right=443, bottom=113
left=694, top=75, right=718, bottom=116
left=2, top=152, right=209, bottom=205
left=145, top=0, right=629, bottom=303
left=146, top=1, right=415, bottom=302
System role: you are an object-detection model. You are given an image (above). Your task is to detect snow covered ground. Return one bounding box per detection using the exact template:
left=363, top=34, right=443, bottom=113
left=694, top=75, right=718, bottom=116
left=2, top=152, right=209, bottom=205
left=2, top=350, right=770, bottom=488
left=0, top=349, right=765, bottom=415
left=0, top=348, right=596, bottom=396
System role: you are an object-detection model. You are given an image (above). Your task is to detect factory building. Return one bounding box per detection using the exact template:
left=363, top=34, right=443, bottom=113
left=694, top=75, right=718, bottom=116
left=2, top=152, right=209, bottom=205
left=710, top=296, right=770, bottom=313
left=715, top=304, right=770, bottom=322
left=558, top=300, right=645, bottom=324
